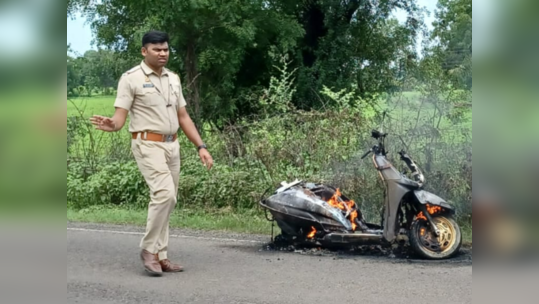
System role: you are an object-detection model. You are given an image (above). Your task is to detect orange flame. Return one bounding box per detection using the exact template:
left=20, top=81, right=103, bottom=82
left=307, top=226, right=316, bottom=239
left=417, top=204, right=444, bottom=221
left=349, top=209, right=358, bottom=231
left=327, top=189, right=358, bottom=231
left=327, top=189, right=345, bottom=210
left=426, top=204, right=443, bottom=215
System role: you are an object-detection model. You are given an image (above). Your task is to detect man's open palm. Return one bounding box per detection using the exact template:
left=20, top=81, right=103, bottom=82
left=90, top=115, right=116, bottom=132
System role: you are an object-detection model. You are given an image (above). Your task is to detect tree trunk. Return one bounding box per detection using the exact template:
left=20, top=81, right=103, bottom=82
left=302, top=1, right=326, bottom=68
left=184, top=41, right=202, bottom=133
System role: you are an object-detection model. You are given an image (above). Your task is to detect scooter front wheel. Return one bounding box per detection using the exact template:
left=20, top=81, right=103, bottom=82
left=409, top=214, right=462, bottom=260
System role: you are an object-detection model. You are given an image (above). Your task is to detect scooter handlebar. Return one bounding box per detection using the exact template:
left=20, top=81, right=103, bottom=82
left=361, top=149, right=373, bottom=159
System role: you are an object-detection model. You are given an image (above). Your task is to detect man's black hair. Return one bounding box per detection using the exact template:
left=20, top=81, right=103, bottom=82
left=142, top=31, right=169, bottom=47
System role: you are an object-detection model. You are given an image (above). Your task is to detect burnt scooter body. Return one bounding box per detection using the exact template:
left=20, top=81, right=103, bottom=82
left=260, top=129, right=462, bottom=259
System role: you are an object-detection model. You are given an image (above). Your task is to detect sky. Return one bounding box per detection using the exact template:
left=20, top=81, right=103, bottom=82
left=67, top=0, right=441, bottom=56
left=67, top=12, right=96, bottom=56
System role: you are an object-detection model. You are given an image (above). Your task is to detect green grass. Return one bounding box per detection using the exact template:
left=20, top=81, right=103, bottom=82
left=67, top=95, right=131, bottom=159
left=462, top=224, right=473, bottom=246
left=67, top=205, right=473, bottom=245
left=68, top=96, right=116, bottom=117
left=67, top=205, right=278, bottom=235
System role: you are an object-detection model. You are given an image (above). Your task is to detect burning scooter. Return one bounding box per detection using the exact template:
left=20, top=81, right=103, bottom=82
left=260, top=126, right=462, bottom=260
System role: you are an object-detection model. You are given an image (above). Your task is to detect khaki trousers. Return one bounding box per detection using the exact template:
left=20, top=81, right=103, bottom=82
left=131, top=136, right=180, bottom=261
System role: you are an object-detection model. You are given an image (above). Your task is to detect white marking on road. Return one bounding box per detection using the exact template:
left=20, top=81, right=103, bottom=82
left=67, top=227, right=266, bottom=244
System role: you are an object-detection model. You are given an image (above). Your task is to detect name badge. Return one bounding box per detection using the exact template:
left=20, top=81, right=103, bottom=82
left=143, top=84, right=155, bottom=88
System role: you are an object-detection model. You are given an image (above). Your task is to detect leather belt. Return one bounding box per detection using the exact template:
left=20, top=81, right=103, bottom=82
left=132, top=132, right=177, bottom=142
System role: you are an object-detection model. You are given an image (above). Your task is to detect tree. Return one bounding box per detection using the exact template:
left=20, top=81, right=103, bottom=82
left=67, top=45, right=81, bottom=96
left=66, top=47, right=131, bottom=97
left=431, top=0, right=472, bottom=89
left=80, top=49, right=130, bottom=94
left=276, top=0, right=424, bottom=108
left=74, top=0, right=303, bottom=128
left=69, top=0, right=423, bottom=122
left=68, top=0, right=90, bottom=19
left=67, top=0, right=75, bottom=18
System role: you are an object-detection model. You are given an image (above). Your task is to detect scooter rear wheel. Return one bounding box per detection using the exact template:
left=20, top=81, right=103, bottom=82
left=409, top=214, right=462, bottom=260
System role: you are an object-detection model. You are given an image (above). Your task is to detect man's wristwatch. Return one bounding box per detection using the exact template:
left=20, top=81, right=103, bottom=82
left=197, top=144, right=207, bottom=151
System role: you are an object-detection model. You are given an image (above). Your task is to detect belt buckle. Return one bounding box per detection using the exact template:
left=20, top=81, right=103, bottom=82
left=164, top=134, right=175, bottom=142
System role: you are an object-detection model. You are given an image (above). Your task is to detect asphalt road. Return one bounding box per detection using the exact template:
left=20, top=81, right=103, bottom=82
left=67, top=223, right=472, bottom=304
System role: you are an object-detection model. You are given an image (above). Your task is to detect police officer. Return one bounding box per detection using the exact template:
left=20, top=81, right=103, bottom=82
left=90, top=31, right=213, bottom=277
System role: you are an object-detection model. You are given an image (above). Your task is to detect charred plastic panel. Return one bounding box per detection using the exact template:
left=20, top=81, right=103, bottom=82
left=261, top=186, right=353, bottom=234
left=414, top=190, right=454, bottom=211
left=383, top=182, right=410, bottom=242
left=396, top=178, right=421, bottom=189
left=375, top=155, right=401, bottom=180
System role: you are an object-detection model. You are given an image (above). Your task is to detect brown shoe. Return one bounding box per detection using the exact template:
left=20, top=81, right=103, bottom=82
left=140, top=250, right=163, bottom=276
left=159, top=259, right=184, bottom=273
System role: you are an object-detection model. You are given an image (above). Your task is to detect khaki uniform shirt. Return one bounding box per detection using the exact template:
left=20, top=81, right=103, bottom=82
left=114, top=61, right=187, bottom=135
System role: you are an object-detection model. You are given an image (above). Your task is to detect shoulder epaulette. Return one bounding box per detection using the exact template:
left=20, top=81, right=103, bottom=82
left=125, top=65, right=141, bottom=75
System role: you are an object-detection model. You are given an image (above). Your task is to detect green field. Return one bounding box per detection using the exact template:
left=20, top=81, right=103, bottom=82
left=68, top=92, right=472, bottom=125
left=68, top=96, right=116, bottom=117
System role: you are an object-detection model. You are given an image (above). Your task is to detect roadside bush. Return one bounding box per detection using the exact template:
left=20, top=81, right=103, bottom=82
left=77, top=86, right=89, bottom=97
left=68, top=161, right=149, bottom=209
left=69, top=88, right=80, bottom=97
left=67, top=116, right=91, bottom=153
left=67, top=106, right=471, bottom=224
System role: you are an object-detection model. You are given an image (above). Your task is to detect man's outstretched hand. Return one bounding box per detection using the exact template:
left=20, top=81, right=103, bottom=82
left=90, top=115, right=116, bottom=132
